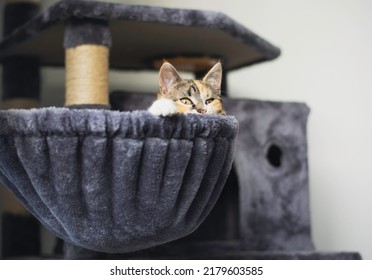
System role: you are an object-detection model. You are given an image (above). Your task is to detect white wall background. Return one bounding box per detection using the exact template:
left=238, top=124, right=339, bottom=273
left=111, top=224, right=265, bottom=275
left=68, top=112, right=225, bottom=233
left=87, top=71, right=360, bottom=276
left=1, top=0, right=371, bottom=259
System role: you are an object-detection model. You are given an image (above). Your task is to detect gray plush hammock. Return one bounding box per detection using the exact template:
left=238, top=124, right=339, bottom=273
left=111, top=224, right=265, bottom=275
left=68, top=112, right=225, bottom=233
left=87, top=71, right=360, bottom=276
left=0, top=108, right=238, bottom=253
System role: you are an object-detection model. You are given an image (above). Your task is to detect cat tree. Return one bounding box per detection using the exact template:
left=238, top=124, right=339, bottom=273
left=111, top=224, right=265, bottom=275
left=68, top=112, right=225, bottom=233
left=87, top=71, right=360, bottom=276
left=0, top=0, right=360, bottom=259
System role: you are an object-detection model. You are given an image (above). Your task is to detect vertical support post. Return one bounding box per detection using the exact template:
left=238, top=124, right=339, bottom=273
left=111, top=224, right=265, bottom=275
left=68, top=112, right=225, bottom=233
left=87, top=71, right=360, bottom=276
left=1, top=0, right=41, bottom=259
left=2, top=0, right=41, bottom=108
left=63, top=17, right=111, bottom=258
left=64, top=18, right=111, bottom=108
left=2, top=56, right=40, bottom=109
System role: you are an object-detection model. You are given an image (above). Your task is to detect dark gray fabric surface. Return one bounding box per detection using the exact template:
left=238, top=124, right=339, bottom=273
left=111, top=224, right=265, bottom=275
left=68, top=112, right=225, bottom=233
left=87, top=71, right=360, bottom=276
left=64, top=240, right=362, bottom=260
left=111, top=91, right=314, bottom=251
left=224, top=98, right=314, bottom=251
left=108, top=91, right=361, bottom=259
left=107, top=91, right=363, bottom=260
left=0, top=0, right=280, bottom=70
left=3, top=2, right=40, bottom=37
left=64, top=18, right=112, bottom=48
left=0, top=107, right=237, bottom=253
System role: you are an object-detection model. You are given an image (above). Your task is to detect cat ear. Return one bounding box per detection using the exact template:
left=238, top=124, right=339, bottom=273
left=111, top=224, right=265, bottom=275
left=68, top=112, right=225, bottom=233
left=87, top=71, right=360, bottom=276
left=159, top=62, right=182, bottom=94
left=203, top=62, right=222, bottom=91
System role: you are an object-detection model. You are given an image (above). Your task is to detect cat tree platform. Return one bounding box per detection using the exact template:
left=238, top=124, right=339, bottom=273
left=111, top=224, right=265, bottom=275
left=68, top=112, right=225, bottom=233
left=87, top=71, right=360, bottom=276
left=0, top=0, right=280, bottom=71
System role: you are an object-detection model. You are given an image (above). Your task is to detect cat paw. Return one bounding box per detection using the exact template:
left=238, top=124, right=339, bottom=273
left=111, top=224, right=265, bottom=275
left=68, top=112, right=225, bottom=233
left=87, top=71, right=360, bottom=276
left=148, top=99, right=178, bottom=116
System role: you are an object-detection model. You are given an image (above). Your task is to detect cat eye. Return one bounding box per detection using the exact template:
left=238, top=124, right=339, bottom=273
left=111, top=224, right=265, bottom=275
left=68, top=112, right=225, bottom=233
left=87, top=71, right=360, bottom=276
left=205, top=98, right=215, bottom=105
left=180, top=98, right=193, bottom=105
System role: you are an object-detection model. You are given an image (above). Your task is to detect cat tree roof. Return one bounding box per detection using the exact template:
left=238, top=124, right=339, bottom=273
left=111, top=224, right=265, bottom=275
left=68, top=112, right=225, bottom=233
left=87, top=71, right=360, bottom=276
left=0, top=0, right=280, bottom=71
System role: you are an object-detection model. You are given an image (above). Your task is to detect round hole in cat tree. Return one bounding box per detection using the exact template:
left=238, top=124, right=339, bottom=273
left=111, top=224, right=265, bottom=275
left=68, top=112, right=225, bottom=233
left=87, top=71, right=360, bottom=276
left=266, top=144, right=282, bottom=168
left=153, top=56, right=219, bottom=73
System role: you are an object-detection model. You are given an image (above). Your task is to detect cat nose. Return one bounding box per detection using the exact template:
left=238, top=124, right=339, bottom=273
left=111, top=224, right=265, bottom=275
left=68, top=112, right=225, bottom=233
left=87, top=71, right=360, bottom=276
left=197, top=109, right=207, bottom=114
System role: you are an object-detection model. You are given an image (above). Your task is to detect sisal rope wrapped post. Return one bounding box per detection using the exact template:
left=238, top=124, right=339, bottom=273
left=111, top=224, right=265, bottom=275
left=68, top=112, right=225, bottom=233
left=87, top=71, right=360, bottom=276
left=1, top=0, right=41, bottom=258
left=64, top=18, right=112, bottom=107
left=66, top=46, right=109, bottom=105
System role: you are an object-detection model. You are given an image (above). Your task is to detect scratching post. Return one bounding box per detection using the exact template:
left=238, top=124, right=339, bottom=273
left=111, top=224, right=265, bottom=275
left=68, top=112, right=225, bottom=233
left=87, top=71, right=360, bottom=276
left=64, top=18, right=111, bottom=107
left=66, top=46, right=109, bottom=106
left=1, top=0, right=41, bottom=259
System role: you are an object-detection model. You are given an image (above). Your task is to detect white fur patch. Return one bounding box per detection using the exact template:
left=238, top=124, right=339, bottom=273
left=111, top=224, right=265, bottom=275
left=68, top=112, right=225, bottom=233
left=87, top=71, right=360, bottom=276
left=148, top=99, right=178, bottom=116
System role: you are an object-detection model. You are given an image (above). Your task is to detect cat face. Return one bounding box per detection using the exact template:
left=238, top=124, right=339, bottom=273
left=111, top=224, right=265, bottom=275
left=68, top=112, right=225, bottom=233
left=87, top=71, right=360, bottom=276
left=157, top=62, right=225, bottom=115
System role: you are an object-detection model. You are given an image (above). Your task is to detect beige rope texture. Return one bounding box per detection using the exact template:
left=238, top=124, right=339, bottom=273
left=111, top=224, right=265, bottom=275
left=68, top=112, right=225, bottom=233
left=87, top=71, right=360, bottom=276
left=65, top=45, right=109, bottom=106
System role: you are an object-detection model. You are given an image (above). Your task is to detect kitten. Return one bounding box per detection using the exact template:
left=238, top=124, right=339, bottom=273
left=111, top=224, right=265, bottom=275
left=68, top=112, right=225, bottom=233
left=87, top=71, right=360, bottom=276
left=148, top=61, right=225, bottom=116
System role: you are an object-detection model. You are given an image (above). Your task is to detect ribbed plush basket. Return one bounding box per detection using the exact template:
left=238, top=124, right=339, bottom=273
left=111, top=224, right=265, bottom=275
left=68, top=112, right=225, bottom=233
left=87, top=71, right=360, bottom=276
left=0, top=108, right=237, bottom=253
